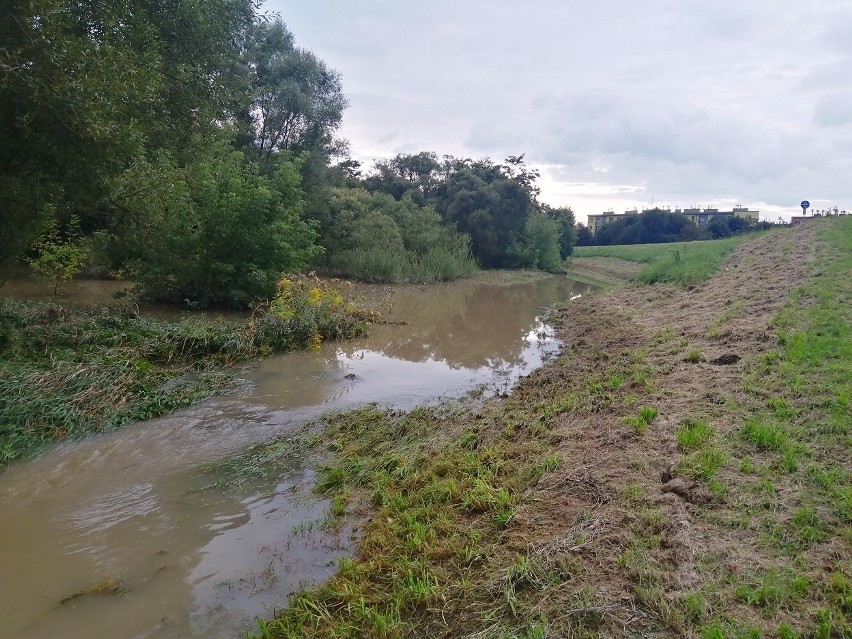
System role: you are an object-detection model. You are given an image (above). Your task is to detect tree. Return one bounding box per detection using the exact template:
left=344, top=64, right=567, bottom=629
left=28, top=220, right=86, bottom=296
left=440, top=157, right=536, bottom=268
left=319, top=189, right=475, bottom=282
left=0, top=0, right=256, bottom=269
left=98, top=136, right=318, bottom=308
left=364, top=152, right=442, bottom=204
left=544, top=206, right=576, bottom=258
left=506, top=212, right=563, bottom=272
left=362, top=152, right=576, bottom=270
left=239, top=19, right=347, bottom=165
left=595, top=209, right=707, bottom=245
left=575, top=223, right=595, bottom=246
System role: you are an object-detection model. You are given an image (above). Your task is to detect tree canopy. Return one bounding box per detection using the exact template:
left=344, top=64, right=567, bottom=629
left=593, top=209, right=707, bottom=245
left=362, top=153, right=573, bottom=270
left=583, top=209, right=773, bottom=246
left=0, top=0, right=256, bottom=267
left=1, top=4, right=576, bottom=304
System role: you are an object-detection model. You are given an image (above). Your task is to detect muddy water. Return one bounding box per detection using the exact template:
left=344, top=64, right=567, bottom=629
left=0, top=276, right=594, bottom=639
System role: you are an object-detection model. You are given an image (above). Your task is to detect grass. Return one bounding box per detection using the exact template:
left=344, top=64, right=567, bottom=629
left=573, top=233, right=767, bottom=286
left=624, top=405, right=658, bottom=432
left=254, top=404, right=555, bottom=638
left=677, top=417, right=714, bottom=451
left=0, top=277, right=377, bottom=465
left=243, top=219, right=851, bottom=638
left=691, top=218, right=852, bottom=636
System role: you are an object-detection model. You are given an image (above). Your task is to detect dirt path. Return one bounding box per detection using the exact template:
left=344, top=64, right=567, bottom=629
left=504, top=224, right=826, bottom=635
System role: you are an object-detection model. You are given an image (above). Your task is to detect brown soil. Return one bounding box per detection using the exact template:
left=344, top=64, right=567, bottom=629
left=500, top=224, right=827, bottom=636
left=568, top=256, right=646, bottom=285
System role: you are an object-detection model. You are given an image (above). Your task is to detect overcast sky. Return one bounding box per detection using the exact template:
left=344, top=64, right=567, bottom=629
left=265, top=1, right=852, bottom=223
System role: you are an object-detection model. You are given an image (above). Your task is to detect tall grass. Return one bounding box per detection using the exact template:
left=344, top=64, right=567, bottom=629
left=573, top=233, right=770, bottom=286
left=329, top=245, right=476, bottom=284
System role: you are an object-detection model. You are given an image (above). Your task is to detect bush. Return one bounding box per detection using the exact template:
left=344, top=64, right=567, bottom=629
left=260, top=275, right=379, bottom=349
left=320, top=189, right=475, bottom=283
left=98, top=136, right=319, bottom=308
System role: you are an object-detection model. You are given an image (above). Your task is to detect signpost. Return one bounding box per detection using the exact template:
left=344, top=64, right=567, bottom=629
left=801, top=200, right=810, bottom=216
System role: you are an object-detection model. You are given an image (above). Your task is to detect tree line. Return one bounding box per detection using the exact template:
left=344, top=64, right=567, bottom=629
left=1, top=2, right=575, bottom=308
left=575, top=209, right=775, bottom=247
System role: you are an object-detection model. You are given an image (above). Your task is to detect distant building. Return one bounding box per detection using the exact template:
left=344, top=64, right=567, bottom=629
left=586, top=207, right=760, bottom=234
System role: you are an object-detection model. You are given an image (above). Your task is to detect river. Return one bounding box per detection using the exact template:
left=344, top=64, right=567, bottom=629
left=0, top=275, right=593, bottom=639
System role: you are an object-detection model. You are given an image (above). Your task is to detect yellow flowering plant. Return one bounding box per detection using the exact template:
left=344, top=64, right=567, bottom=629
left=253, top=274, right=380, bottom=351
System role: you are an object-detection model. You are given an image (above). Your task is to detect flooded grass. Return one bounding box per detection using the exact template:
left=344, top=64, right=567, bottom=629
left=0, top=277, right=377, bottom=465
left=254, top=401, right=571, bottom=639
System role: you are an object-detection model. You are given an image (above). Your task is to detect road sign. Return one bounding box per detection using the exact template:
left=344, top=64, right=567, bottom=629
left=801, top=200, right=810, bottom=209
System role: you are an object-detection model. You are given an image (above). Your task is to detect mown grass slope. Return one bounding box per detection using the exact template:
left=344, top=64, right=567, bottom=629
left=253, top=220, right=849, bottom=639
left=573, top=233, right=768, bottom=286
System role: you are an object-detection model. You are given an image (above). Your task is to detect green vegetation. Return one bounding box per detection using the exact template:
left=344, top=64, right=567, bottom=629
left=576, top=208, right=774, bottom=247
left=27, top=220, right=86, bottom=296
left=254, top=402, right=570, bottom=639
left=624, top=405, right=659, bottom=432
left=685, top=218, right=851, bottom=635
left=362, top=153, right=575, bottom=271
left=319, top=189, right=476, bottom=282
left=244, top=220, right=851, bottom=638
left=0, top=276, right=376, bottom=464
left=3, top=9, right=574, bottom=303
left=573, top=233, right=764, bottom=286
left=676, top=417, right=714, bottom=451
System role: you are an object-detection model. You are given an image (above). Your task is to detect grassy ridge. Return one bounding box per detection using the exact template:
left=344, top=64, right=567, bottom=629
left=253, top=221, right=850, bottom=638
left=573, top=234, right=766, bottom=286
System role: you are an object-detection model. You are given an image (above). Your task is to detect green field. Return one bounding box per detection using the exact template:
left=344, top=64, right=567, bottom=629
left=573, top=232, right=771, bottom=286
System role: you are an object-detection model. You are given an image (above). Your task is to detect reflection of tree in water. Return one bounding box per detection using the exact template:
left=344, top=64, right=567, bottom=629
left=336, top=278, right=595, bottom=369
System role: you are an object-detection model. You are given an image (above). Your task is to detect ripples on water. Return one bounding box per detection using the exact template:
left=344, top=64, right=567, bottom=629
left=0, top=276, right=595, bottom=639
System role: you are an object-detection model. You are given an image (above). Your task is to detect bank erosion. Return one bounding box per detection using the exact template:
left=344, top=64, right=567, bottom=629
left=259, top=219, right=851, bottom=639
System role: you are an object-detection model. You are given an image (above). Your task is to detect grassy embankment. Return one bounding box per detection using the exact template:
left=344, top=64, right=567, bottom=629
left=572, top=234, right=763, bottom=287
left=0, top=276, right=378, bottom=465
left=247, top=224, right=849, bottom=638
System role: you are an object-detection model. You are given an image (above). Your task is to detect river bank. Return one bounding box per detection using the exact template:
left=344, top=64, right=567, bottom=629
left=0, top=272, right=592, bottom=639
left=261, top=220, right=850, bottom=638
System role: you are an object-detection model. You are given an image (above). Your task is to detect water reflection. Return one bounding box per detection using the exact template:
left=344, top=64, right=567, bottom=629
left=0, top=420, right=349, bottom=639
left=248, top=277, right=594, bottom=411
left=0, top=275, right=596, bottom=639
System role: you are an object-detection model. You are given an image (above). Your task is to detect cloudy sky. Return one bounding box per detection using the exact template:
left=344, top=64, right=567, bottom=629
left=265, top=1, right=852, bottom=223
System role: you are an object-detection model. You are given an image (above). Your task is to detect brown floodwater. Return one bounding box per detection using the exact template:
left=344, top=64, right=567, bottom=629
left=0, top=275, right=594, bottom=639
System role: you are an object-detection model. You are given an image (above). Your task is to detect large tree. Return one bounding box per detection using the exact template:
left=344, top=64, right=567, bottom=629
left=98, top=135, right=318, bottom=308
left=239, top=19, right=347, bottom=165
left=362, top=153, right=574, bottom=270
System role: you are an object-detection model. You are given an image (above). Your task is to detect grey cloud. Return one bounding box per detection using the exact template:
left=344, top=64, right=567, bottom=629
left=813, top=95, right=852, bottom=127
left=269, top=0, right=852, bottom=213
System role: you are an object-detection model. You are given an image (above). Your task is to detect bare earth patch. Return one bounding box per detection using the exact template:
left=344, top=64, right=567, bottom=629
left=568, top=256, right=646, bottom=285
left=504, top=224, right=835, bottom=636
